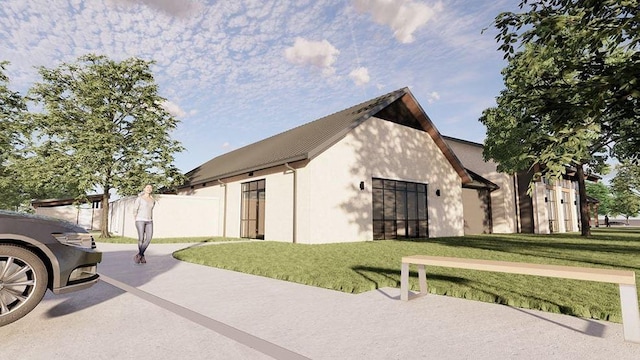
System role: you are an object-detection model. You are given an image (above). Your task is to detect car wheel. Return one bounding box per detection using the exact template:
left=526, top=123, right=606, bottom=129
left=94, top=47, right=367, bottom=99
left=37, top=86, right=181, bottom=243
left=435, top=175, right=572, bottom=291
left=0, top=244, right=48, bottom=327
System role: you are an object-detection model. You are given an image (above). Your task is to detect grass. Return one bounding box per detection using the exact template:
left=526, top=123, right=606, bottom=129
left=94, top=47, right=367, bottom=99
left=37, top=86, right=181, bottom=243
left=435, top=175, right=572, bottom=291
left=172, top=227, right=640, bottom=323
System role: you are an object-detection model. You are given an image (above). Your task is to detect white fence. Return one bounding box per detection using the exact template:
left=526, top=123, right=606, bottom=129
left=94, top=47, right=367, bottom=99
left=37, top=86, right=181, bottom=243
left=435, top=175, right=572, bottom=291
left=109, top=194, right=220, bottom=238
left=35, top=206, right=102, bottom=230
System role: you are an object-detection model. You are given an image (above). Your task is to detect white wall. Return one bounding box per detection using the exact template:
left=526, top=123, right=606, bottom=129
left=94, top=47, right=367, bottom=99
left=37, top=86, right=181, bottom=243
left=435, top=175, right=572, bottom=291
left=179, top=170, right=294, bottom=241
left=35, top=205, right=102, bottom=230
left=298, top=116, right=464, bottom=243
left=486, top=172, right=517, bottom=233
left=109, top=194, right=219, bottom=238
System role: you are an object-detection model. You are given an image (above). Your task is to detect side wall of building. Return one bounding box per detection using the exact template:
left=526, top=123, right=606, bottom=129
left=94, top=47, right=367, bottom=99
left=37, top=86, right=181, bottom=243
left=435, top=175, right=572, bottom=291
left=295, top=116, right=464, bottom=243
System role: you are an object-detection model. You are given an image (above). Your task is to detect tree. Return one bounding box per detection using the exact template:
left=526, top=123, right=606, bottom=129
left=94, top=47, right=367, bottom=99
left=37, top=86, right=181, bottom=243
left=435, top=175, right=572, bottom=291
left=585, top=181, right=612, bottom=216
left=609, top=161, right=640, bottom=224
left=1, top=62, right=84, bottom=211
left=29, top=54, right=185, bottom=237
left=481, top=0, right=639, bottom=236
left=0, top=61, right=28, bottom=210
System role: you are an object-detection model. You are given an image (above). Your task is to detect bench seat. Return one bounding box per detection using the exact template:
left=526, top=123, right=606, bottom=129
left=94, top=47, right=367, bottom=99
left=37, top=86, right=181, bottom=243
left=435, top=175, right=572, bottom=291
left=400, top=255, right=640, bottom=343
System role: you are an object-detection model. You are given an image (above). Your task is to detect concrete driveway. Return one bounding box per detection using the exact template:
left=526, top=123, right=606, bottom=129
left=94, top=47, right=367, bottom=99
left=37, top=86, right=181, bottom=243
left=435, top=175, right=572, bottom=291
left=2, top=242, right=639, bottom=360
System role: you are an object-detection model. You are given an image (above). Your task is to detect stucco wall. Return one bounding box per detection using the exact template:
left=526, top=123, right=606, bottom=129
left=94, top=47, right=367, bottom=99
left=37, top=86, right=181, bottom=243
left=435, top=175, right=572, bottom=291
left=486, top=172, right=517, bottom=233
left=443, top=138, right=517, bottom=234
left=178, top=168, right=294, bottom=242
left=461, top=188, right=490, bottom=234
left=297, top=116, right=464, bottom=243
left=35, top=206, right=102, bottom=230
left=109, top=194, right=219, bottom=238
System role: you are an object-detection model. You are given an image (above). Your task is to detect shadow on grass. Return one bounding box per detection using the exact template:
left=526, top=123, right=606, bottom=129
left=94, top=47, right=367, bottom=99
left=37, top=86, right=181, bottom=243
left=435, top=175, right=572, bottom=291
left=352, top=265, right=609, bottom=338
left=351, top=265, right=468, bottom=289
left=402, top=235, right=640, bottom=271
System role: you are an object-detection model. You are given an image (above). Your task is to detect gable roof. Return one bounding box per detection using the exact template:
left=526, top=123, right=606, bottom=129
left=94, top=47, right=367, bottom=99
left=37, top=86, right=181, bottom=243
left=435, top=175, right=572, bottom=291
left=183, top=88, right=472, bottom=187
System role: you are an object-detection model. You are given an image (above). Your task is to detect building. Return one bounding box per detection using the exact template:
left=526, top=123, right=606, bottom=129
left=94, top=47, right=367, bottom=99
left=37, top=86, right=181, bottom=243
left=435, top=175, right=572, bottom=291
left=442, top=137, right=599, bottom=235
left=177, top=88, right=482, bottom=243
left=442, top=136, right=517, bottom=235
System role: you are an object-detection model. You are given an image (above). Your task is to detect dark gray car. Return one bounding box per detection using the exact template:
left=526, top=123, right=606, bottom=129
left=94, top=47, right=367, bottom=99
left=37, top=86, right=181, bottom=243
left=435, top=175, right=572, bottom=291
left=0, top=210, right=102, bottom=326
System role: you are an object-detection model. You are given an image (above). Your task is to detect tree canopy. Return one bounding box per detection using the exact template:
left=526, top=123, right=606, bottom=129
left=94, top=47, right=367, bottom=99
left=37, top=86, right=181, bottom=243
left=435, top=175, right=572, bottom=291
left=585, top=181, right=613, bottom=216
left=609, top=161, right=640, bottom=222
left=0, top=61, right=29, bottom=210
left=481, top=0, right=639, bottom=235
left=28, top=54, right=185, bottom=236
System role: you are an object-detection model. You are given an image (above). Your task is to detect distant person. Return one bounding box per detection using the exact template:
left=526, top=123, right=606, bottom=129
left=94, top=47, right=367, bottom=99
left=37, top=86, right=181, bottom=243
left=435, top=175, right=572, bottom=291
left=604, top=215, right=610, bottom=227
left=133, top=184, right=156, bottom=264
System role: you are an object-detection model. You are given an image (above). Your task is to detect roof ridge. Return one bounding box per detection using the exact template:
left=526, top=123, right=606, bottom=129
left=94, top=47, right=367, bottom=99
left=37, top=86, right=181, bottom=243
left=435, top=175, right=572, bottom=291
left=184, top=87, right=409, bottom=177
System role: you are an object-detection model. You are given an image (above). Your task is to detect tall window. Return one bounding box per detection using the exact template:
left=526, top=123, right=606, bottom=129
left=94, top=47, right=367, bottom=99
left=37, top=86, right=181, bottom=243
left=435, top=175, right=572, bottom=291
left=562, top=191, right=572, bottom=231
left=372, top=178, right=428, bottom=240
left=546, top=187, right=558, bottom=233
left=241, top=179, right=265, bottom=239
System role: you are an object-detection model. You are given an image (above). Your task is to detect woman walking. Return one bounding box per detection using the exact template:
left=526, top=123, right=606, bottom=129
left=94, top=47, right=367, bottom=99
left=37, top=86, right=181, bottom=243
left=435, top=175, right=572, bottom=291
left=133, top=184, right=156, bottom=264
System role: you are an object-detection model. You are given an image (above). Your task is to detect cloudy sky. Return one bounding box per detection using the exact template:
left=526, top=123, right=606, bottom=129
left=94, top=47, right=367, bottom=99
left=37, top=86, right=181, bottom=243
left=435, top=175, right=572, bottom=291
left=1, top=0, right=520, bottom=173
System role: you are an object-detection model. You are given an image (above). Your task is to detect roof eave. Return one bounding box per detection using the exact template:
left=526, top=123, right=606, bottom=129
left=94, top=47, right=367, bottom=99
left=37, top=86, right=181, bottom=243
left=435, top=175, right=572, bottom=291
left=183, top=154, right=309, bottom=188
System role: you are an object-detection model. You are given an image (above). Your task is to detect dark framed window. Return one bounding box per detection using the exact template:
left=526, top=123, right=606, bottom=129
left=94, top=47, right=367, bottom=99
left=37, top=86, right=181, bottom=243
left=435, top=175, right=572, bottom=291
left=372, top=178, right=428, bottom=240
left=241, top=179, right=265, bottom=239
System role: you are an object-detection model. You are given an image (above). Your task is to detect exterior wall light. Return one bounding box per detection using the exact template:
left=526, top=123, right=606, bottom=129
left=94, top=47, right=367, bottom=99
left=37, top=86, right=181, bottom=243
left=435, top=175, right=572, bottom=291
left=435, top=189, right=441, bottom=196
left=359, top=181, right=365, bottom=190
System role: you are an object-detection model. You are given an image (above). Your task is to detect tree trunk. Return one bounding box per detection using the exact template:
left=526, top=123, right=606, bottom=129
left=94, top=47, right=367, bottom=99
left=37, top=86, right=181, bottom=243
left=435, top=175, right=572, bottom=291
left=100, top=189, right=111, bottom=238
left=576, top=164, right=591, bottom=236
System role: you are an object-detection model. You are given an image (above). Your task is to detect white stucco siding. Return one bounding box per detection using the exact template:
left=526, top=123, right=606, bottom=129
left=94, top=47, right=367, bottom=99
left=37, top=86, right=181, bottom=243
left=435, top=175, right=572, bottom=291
left=109, top=194, right=220, bottom=238
left=485, top=172, right=517, bottom=233
left=262, top=172, right=294, bottom=242
left=181, top=173, right=294, bottom=242
left=299, top=116, right=464, bottom=243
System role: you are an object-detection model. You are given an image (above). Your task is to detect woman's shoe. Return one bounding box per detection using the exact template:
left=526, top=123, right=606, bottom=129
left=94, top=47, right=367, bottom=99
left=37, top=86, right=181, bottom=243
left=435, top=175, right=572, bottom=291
left=139, top=256, right=146, bottom=264
left=133, top=254, right=141, bottom=264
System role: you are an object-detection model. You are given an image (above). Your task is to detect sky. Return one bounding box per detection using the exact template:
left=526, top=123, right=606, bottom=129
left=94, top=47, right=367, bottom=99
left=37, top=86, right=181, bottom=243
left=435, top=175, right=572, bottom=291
left=0, top=0, right=522, bottom=174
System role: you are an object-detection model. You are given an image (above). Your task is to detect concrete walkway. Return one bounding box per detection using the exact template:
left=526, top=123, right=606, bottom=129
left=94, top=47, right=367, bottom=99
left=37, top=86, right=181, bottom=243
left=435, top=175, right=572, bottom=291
left=2, top=242, right=639, bottom=359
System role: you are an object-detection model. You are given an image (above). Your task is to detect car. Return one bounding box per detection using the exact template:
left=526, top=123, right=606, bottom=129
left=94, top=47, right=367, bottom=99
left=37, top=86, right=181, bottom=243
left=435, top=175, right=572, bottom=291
left=0, top=210, right=102, bottom=326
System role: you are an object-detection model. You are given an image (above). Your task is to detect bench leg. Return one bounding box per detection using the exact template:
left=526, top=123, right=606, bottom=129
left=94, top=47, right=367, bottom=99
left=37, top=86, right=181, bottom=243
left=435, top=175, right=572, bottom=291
left=418, top=264, right=427, bottom=295
left=401, top=262, right=409, bottom=301
left=619, top=284, right=640, bottom=343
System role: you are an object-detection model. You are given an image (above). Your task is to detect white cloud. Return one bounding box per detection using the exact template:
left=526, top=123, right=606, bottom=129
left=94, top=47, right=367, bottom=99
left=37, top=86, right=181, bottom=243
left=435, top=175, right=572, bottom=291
left=108, top=0, right=202, bottom=17
left=349, top=67, right=370, bottom=86
left=161, top=100, right=187, bottom=118
left=427, top=91, right=440, bottom=103
left=284, top=37, right=340, bottom=76
left=353, top=0, right=443, bottom=43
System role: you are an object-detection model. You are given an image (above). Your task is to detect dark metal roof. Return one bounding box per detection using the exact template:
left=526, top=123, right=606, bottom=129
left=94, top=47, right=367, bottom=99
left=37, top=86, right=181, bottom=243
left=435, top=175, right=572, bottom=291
left=31, top=194, right=104, bottom=208
left=463, top=168, right=500, bottom=191
left=183, top=87, right=472, bottom=187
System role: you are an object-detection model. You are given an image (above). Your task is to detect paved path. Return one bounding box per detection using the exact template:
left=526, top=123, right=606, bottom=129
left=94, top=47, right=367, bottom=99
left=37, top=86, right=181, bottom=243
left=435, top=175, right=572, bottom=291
left=2, top=242, right=639, bottom=359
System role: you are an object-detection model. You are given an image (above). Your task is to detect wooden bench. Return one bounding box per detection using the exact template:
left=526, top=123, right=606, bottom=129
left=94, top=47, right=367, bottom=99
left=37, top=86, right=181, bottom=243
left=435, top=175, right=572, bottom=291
left=400, top=255, right=640, bottom=343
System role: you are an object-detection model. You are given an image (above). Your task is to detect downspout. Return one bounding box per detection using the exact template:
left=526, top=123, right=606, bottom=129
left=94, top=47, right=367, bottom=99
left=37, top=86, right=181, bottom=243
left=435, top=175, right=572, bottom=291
left=217, top=179, right=227, bottom=237
left=285, top=163, right=297, bottom=244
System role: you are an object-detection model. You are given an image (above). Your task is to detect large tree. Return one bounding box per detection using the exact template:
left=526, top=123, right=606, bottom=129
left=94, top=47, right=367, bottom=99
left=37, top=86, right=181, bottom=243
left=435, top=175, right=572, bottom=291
left=585, top=181, right=613, bottom=216
left=29, top=54, right=185, bottom=237
left=481, top=0, right=639, bottom=236
left=0, top=61, right=29, bottom=210
left=609, top=161, right=640, bottom=223
left=1, top=62, right=83, bottom=211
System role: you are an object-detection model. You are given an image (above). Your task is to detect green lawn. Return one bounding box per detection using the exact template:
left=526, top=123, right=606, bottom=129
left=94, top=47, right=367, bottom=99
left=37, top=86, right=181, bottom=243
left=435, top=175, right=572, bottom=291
left=172, top=227, right=640, bottom=323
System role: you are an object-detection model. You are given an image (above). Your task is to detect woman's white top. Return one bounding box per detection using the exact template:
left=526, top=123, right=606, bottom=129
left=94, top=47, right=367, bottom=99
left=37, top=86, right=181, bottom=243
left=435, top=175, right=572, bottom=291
left=133, top=196, right=155, bottom=221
